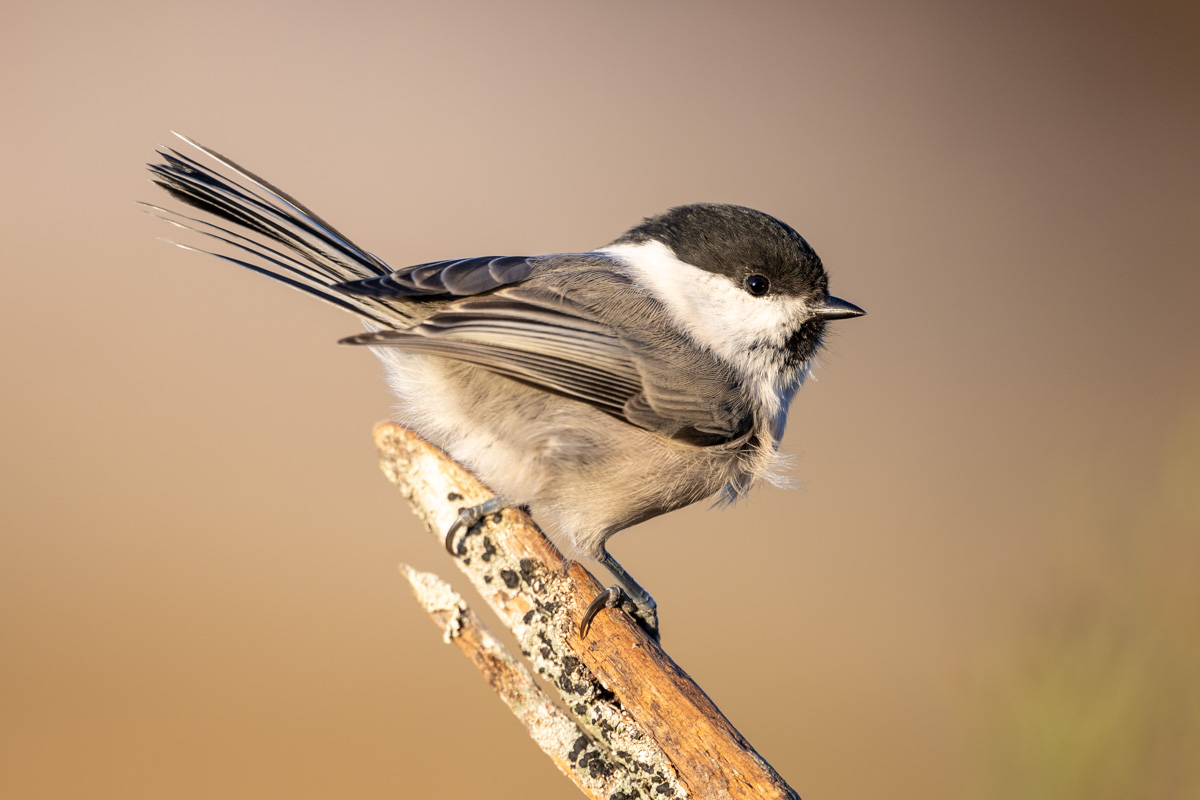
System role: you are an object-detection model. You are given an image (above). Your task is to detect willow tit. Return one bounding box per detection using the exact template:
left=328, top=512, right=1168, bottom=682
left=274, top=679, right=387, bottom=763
left=146, top=134, right=864, bottom=639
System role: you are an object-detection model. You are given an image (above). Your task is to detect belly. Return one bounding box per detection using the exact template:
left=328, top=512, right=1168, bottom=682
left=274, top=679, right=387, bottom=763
left=374, top=350, right=756, bottom=554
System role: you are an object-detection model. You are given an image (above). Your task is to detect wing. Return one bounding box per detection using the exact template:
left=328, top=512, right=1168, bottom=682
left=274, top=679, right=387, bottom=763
left=342, top=289, right=641, bottom=415
left=336, top=255, right=539, bottom=297
left=340, top=286, right=751, bottom=444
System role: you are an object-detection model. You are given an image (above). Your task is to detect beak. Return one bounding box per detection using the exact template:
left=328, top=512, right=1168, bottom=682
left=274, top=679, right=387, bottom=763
left=814, top=295, right=866, bottom=320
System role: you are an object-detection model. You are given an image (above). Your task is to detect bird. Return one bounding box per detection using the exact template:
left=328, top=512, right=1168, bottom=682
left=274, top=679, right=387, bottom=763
left=144, top=133, right=865, bottom=640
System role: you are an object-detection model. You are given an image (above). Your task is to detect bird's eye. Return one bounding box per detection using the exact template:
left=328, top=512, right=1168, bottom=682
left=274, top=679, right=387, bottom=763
left=744, top=274, right=769, bottom=296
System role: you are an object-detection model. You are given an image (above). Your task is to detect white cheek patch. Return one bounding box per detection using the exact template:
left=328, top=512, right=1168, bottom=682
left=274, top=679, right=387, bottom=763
left=600, top=239, right=812, bottom=421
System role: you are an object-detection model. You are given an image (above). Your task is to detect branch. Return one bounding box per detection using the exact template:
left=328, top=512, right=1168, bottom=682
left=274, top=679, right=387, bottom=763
left=377, top=422, right=800, bottom=800
left=400, top=565, right=614, bottom=799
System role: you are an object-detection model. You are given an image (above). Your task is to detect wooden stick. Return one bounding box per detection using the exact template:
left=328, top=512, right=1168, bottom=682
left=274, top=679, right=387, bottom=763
left=377, top=422, right=800, bottom=800
left=401, top=564, right=615, bottom=799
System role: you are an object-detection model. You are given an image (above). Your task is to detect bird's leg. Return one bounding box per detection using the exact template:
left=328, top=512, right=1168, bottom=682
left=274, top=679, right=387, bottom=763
left=444, top=497, right=505, bottom=555
left=581, top=548, right=660, bottom=641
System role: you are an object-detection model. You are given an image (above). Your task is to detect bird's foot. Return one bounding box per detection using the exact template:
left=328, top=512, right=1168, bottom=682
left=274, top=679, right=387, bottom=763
left=581, top=585, right=660, bottom=641
left=444, top=497, right=504, bottom=555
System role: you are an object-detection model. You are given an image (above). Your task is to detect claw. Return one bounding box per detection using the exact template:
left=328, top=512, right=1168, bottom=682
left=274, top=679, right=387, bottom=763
left=443, top=511, right=469, bottom=555
left=444, top=497, right=504, bottom=556
left=581, top=586, right=624, bottom=638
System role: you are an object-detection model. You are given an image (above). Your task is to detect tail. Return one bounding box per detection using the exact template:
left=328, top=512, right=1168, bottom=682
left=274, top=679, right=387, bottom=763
left=144, top=133, right=409, bottom=326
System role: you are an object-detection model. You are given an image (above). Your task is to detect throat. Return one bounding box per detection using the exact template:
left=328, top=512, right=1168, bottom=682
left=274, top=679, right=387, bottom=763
left=740, top=344, right=808, bottom=445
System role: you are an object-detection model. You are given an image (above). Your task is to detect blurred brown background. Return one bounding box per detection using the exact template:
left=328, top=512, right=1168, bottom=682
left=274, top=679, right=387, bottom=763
left=2, top=1, right=1198, bottom=798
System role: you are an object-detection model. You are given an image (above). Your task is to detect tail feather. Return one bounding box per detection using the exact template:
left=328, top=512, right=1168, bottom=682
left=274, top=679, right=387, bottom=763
left=143, top=203, right=392, bottom=324
left=169, top=133, right=386, bottom=273
left=146, top=133, right=409, bottom=325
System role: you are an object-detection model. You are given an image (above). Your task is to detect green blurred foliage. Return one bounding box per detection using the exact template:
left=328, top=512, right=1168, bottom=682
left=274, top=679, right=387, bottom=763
left=982, top=406, right=1200, bottom=799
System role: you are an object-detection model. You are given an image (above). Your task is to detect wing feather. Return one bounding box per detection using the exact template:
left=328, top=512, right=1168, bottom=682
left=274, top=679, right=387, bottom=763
left=336, top=255, right=542, bottom=297
left=342, top=291, right=643, bottom=413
